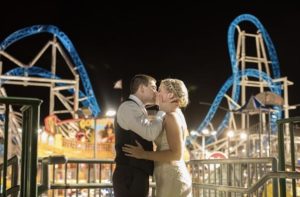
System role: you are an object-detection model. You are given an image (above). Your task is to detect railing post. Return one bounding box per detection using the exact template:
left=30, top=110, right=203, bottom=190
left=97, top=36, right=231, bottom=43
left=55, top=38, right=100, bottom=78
left=37, top=157, right=51, bottom=195
left=2, top=104, right=10, bottom=197
left=289, top=122, right=296, bottom=197
left=271, top=158, right=278, bottom=197
left=20, top=100, right=42, bottom=197
left=277, top=121, right=286, bottom=197
left=277, top=117, right=300, bottom=197
left=20, top=106, right=30, bottom=197
left=31, top=105, right=40, bottom=196
left=0, top=97, right=42, bottom=197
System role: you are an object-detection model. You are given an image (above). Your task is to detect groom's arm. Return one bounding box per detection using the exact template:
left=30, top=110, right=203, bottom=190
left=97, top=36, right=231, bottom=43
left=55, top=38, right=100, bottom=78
left=117, top=101, right=164, bottom=141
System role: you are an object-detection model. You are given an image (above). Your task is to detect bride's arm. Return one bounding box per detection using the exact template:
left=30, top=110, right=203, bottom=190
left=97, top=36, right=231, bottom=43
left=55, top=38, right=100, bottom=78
left=123, top=112, right=183, bottom=162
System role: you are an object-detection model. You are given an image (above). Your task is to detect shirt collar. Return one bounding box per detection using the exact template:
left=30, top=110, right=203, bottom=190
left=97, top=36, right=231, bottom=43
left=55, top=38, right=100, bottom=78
left=129, top=94, right=144, bottom=107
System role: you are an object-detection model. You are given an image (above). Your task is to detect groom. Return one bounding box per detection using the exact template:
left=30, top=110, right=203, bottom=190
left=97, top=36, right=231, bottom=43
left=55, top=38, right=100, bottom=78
left=113, top=74, right=164, bottom=197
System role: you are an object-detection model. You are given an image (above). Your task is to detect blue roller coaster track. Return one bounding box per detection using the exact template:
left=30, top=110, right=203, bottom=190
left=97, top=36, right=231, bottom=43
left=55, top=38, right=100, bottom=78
left=0, top=67, right=89, bottom=107
left=0, top=25, right=100, bottom=117
left=0, top=14, right=283, bottom=143
left=195, top=14, right=282, bottom=142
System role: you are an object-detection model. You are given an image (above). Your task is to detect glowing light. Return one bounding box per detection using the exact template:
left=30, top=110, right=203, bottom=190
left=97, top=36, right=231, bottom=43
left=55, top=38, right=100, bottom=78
left=202, top=128, right=210, bottom=135
left=240, top=132, right=247, bottom=140
left=190, top=130, right=200, bottom=137
left=227, top=130, right=235, bottom=138
left=105, top=110, right=116, bottom=117
left=41, top=132, right=48, bottom=143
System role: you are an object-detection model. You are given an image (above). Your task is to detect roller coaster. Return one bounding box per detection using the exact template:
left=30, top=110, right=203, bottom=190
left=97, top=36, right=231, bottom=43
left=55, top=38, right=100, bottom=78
left=0, top=25, right=100, bottom=117
left=0, top=14, right=296, bottom=155
left=193, top=14, right=294, bottom=144
left=0, top=25, right=101, bottom=156
left=0, top=11, right=299, bottom=196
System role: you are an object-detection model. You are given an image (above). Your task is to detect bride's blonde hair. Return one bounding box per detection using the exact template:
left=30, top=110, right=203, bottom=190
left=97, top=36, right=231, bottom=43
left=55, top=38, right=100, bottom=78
left=161, top=78, right=189, bottom=108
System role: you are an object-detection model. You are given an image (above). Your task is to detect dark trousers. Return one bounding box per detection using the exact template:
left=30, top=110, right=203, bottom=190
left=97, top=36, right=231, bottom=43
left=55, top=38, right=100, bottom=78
left=113, top=165, right=149, bottom=197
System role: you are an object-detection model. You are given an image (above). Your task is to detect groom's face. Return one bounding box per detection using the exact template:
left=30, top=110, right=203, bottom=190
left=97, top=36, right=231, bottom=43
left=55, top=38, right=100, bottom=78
left=142, top=80, right=157, bottom=104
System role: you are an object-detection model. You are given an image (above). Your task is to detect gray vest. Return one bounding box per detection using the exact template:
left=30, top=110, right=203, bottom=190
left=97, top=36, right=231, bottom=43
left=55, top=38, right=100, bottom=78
left=114, top=99, right=154, bottom=175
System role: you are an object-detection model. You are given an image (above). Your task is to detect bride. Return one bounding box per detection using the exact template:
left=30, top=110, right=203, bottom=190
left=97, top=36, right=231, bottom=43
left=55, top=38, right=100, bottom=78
left=123, top=78, right=192, bottom=197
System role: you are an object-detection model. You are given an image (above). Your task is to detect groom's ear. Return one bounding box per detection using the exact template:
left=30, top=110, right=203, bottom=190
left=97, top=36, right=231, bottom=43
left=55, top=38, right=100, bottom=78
left=139, top=85, right=144, bottom=93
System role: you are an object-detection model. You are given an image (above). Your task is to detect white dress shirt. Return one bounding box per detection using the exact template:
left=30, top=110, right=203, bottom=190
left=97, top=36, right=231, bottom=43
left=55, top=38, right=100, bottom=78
left=116, top=95, right=165, bottom=141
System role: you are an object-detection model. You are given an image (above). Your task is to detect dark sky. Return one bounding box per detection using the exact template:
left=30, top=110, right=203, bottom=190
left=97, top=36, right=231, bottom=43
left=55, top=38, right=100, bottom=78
left=1, top=2, right=300, bottom=130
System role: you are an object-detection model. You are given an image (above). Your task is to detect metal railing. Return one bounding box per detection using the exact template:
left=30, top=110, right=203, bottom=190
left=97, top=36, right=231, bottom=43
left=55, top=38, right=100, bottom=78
left=38, top=155, right=115, bottom=196
left=192, top=171, right=300, bottom=196
left=0, top=155, right=19, bottom=197
left=277, top=116, right=300, bottom=197
left=0, top=96, right=42, bottom=197
left=0, top=95, right=299, bottom=197
left=38, top=155, right=156, bottom=197
left=188, top=157, right=278, bottom=196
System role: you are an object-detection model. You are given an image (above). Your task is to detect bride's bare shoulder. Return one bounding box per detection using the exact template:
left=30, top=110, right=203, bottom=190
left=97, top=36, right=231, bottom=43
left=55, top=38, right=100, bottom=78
left=164, top=112, right=180, bottom=124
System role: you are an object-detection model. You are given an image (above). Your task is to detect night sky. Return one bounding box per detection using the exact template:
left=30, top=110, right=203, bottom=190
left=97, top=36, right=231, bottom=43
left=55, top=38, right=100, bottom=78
left=1, top=2, right=300, bottom=131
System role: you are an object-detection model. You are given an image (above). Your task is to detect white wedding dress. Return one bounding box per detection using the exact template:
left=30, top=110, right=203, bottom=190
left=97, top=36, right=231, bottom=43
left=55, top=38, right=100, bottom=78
left=154, top=109, right=192, bottom=197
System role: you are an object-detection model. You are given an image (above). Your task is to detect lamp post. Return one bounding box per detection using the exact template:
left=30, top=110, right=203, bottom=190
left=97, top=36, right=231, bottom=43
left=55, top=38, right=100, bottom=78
left=191, top=126, right=217, bottom=159
left=201, top=129, right=210, bottom=159
left=240, top=131, right=248, bottom=157
left=207, top=123, right=217, bottom=142
left=190, top=130, right=202, bottom=159
left=227, top=130, right=234, bottom=158
left=191, top=127, right=218, bottom=159
left=201, top=135, right=206, bottom=159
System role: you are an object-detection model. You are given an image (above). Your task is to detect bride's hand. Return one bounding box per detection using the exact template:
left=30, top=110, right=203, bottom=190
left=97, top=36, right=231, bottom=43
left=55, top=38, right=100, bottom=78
left=159, top=95, right=178, bottom=113
left=122, top=140, right=145, bottom=159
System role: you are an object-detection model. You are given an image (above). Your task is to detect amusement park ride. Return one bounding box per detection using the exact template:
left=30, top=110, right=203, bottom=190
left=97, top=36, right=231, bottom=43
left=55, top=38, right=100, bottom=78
left=0, top=24, right=104, bottom=158
left=0, top=14, right=299, bottom=196
left=189, top=14, right=297, bottom=159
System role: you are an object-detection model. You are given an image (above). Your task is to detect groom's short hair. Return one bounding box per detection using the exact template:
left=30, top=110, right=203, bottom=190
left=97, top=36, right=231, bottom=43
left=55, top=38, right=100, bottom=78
left=130, top=74, right=156, bottom=94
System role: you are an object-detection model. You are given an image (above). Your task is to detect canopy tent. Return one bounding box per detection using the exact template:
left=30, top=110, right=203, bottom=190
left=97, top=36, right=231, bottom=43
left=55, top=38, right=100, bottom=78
left=255, top=91, right=284, bottom=106
left=232, top=95, right=273, bottom=115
